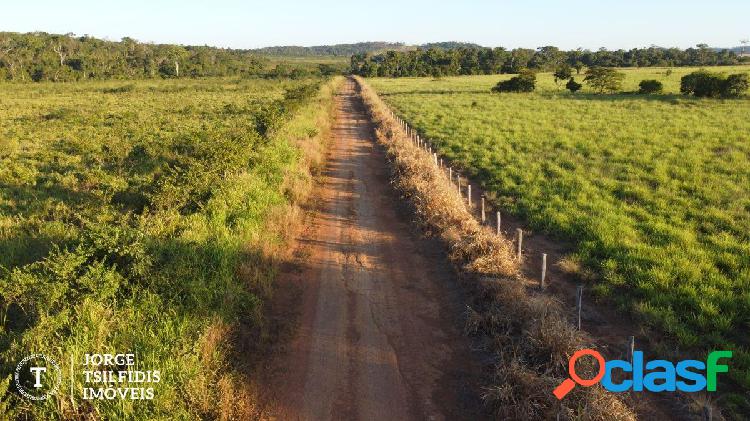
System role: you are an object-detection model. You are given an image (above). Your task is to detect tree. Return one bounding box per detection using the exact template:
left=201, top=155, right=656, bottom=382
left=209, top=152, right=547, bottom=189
left=584, top=67, right=625, bottom=93
left=491, top=69, right=536, bottom=93
left=553, top=64, right=572, bottom=87
left=566, top=48, right=585, bottom=74
left=529, top=46, right=565, bottom=70
left=695, top=43, right=711, bottom=66
left=638, top=79, right=663, bottom=94
left=680, top=70, right=748, bottom=98
left=565, top=77, right=582, bottom=93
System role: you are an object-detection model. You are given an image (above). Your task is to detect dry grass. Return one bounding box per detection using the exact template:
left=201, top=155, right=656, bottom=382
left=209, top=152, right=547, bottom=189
left=355, top=76, right=636, bottom=420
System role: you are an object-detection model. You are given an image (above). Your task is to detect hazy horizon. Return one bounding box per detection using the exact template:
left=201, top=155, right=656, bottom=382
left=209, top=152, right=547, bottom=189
left=1, top=0, right=748, bottom=51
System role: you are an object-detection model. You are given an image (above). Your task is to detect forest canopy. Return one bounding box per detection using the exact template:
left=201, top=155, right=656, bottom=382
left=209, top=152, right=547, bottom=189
left=0, top=31, right=267, bottom=81
left=350, top=45, right=748, bottom=77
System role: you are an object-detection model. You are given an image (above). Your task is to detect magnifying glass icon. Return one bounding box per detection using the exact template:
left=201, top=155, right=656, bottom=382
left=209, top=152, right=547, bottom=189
left=553, top=349, right=606, bottom=399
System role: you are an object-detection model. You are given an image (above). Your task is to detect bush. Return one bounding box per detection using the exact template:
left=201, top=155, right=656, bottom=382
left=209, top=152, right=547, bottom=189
left=681, top=70, right=749, bottom=98
left=723, top=73, right=749, bottom=97
left=638, top=79, right=663, bottom=94
left=584, top=67, right=625, bottom=93
left=680, top=70, right=723, bottom=97
left=553, top=64, right=573, bottom=86
left=492, top=69, right=536, bottom=93
left=565, top=77, right=583, bottom=93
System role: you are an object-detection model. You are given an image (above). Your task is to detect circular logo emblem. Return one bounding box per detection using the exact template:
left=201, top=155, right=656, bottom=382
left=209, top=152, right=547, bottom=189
left=14, top=354, right=62, bottom=400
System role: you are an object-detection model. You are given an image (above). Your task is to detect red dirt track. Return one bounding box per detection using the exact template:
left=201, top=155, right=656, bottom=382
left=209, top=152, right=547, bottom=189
left=265, top=79, right=486, bottom=420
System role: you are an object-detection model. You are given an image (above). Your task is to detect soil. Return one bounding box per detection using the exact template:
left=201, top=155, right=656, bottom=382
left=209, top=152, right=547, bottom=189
left=260, top=79, right=488, bottom=420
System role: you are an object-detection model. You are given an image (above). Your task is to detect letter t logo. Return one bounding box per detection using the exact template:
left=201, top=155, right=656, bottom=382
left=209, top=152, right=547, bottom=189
left=29, top=367, right=46, bottom=388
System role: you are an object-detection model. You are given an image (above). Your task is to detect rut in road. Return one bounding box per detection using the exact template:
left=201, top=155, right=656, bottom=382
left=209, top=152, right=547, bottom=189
left=267, top=79, right=486, bottom=420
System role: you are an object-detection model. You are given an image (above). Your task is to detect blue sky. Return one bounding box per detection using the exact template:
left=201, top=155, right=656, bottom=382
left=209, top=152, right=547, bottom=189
left=1, top=0, right=748, bottom=50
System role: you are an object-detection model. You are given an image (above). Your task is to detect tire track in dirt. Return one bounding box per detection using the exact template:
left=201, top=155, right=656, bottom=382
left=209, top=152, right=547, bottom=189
left=264, top=79, right=487, bottom=420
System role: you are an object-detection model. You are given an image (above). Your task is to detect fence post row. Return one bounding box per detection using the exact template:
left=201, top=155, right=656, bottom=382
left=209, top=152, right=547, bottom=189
left=392, top=108, right=592, bottom=335
left=386, top=106, right=599, bottom=342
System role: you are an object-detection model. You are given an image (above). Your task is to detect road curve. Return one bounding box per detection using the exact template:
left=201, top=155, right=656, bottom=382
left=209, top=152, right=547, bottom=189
left=268, top=79, right=485, bottom=421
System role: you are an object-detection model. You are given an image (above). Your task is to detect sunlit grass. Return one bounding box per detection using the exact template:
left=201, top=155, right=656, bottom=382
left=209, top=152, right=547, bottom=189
left=0, top=76, right=339, bottom=418
left=368, top=67, right=750, bottom=389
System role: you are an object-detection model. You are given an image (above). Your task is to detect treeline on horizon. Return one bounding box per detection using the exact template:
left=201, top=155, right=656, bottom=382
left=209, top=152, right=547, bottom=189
left=350, top=45, right=749, bottom=77
left=0, top=31, right=287, bottom=82
left=252, top=41, right=482, bottom=56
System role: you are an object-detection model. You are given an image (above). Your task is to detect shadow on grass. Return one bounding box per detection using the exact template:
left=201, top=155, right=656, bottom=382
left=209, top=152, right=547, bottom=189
left=542, top=92, right=693, bottom=103
left=379, top=89, right=490, bottom=96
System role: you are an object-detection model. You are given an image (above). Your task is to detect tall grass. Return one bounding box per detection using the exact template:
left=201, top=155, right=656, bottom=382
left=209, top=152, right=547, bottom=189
left=0, top=76, right=342, bottom=419
left=367, top=68, right=750, bottom=402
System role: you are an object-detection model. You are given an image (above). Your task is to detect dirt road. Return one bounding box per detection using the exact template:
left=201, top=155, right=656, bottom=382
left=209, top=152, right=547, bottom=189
left=267, top=79, right=485, bottom=420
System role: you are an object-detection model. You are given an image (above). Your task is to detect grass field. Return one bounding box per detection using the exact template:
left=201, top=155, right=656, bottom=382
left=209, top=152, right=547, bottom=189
left=367, top=67, right=750, bottom=392
left=0, top=76, right=339, bottom=418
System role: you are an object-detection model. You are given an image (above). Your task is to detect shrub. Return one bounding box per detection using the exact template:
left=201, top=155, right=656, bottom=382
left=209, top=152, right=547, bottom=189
left=565, top=77, right=582, bottom=93
left=553, top=64, right=573, bottom=87
left=492, top=69, right=536, bottom=93
left=638, top=79, right=663, bottom=94
left=584, top=67, right=625, bottom=93
left=723, top=73, right=749, bottom=97
left=681, top=70, right=749, bottom=97
left=103, top=84, right=136, bottom=94
left=680, top=70, right=723, bottom=97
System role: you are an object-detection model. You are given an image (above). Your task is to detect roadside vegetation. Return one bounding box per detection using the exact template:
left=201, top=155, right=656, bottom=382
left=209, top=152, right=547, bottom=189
left=366, top=66, right=750, bottom=414
left=0, top=76, right=341, bottom=419
left=356, top=76, right=635, bottom=420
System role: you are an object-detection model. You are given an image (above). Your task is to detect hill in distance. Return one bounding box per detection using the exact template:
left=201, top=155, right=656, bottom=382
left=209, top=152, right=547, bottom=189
left=251, top=41, right=482, bottom=56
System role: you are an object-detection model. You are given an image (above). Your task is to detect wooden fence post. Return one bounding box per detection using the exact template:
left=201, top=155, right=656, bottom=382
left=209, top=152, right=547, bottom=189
left=481, top=196, right=486, bottom=222
left=576, top=285, right=583, bottom=330
left=516, top=228, right=523, bottom=260
left=496, top=211, right=501, bottom=235
left=467, top=185, right=472, bottom=208
left=628, top=336, right=635, bottom=364
left=703, top=405, right=712, bottom=421
left=449, top=167, right=452, bottom=181
left=541, top=253, right=547, bottom=289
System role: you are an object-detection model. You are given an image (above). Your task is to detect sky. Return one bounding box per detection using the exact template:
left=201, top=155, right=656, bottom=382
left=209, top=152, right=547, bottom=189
left=1, top=0, right=748, bottom=50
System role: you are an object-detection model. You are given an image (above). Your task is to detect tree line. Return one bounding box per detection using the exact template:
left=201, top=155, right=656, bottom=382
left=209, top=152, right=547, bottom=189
left=251, top=42, right=407, bottom=56
left=252, top=41, right=483, bottom=57
left=491, top=65, right=748, bottom=98
left=0, top=31, right=269, bottom=81
left=350, top=45, right=748, bottom=77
